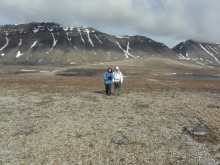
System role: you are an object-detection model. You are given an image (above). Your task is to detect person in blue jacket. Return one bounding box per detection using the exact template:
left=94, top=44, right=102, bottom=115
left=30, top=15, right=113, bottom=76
left=103, top=67, right=114, bottom=96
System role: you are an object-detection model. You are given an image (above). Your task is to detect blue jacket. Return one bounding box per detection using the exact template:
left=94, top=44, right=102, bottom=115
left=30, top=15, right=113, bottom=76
left=103, top=70, right=114, bottom=84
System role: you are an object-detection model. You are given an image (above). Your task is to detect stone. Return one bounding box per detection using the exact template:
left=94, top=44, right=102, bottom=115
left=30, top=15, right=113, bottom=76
left=198, top=117, right=206, bottom=122
left=32, top=114, right=48, bottom=118
left=179, top=136, right=188, bottom=141
left=69, top=131, right=79, bottom=137
left=197, top=122, right=207, bottom=127
left=183, top=126, right=211, bottom=135
left=19, top=127, right=34, bottom=134
left=111, top=135, right=129, bottom=144
left=207, top=104, right=219, bottom=108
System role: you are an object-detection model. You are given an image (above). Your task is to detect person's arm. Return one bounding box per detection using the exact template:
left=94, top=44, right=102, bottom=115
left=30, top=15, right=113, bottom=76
left=120, top=72, right=123, bottom=83
left=112, top=72, right=115, bottom=82
left=111, top=73, right=114, bottom=82
left=103, top=72, right=106, bottom=80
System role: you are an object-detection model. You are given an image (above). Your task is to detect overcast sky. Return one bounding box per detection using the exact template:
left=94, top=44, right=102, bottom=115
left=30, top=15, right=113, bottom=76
left=0, top=0, right=219, bottom=48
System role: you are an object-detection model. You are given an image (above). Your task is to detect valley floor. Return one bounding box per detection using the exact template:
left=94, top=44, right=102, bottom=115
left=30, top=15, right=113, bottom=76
left=0, top=74, right=220, bottom=164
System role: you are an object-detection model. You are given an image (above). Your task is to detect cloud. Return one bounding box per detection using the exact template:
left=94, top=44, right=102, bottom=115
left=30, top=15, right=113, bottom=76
left=0, top=0, right=220, bottom=45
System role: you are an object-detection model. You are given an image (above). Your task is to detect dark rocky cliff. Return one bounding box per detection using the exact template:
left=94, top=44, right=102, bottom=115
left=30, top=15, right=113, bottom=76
left=0, top=22, right=177, bottom=65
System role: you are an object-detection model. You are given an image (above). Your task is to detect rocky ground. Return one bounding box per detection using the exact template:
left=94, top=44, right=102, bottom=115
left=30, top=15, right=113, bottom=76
left=0, top=72, right=220, bottom=164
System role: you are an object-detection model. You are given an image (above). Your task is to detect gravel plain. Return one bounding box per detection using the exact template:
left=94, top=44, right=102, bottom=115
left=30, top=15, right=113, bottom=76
left=0, top=73, right=220, bottom=164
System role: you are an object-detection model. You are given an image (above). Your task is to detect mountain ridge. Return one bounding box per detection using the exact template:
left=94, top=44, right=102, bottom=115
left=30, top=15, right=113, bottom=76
left=0, top=22, right=220, bottom=69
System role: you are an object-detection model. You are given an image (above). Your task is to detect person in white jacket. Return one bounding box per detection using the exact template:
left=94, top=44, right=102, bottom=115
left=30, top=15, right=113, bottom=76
left=112, top=66, right=123, bottom=96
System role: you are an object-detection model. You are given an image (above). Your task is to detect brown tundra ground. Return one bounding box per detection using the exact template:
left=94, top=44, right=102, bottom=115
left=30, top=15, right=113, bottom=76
left=0, top=72, right=220, bottom=164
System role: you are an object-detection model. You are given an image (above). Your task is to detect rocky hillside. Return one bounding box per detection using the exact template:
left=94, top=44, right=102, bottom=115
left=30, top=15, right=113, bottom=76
left=173, top=40, right=220, bottom=68
left=0, top=22, right=176, bottom=65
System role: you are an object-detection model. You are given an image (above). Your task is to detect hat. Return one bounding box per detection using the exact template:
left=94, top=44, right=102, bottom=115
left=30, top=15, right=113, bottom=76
left=116, top=66, right=119, bottom=70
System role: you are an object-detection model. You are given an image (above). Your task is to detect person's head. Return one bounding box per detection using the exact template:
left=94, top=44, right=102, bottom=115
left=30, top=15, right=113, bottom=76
left=115, top=66, right=119, bottom=72
left=108, top=68, right=112, bottom=73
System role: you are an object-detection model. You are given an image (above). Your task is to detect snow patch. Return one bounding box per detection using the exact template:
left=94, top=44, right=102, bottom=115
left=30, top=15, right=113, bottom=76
left=16, top=51, right=23, bottom=58
left=63, top=26, right=70, bottom=31
left=77, top=28, right=85, bottom=43
left=18, top=39, right=22, bottom=46
left=115, top=41, right=135, bottom=58
left=66, top=32, right=71, bottom=41
left=1, top=53, right=5, bottom=56
left=0, top=37, right=10, bottom=51
left=47, top=33, right=58, bottom=53
left=74, top=46, right=78, bottom=50
left=138, top=37, right=143, bottom=42
left=166, top=73, right=177, bottom=75
left=94, top=34, right=103, bottom=44
left=51, top=33, right=58, bottom=47
left=177, top=53, right=190, bottom=60
left=30, top=40, right=38, bottom=49
left=40, top=71, right=49, bottom=72
left=206, top=60, right=213, bottom=63
left=33, top=27, right=39, bottom=33
left=21, top=69, right=36, bottom=72
left=198, top=43, right=220, bottom=64
left=70, top=62, right=76, bottom=64
left=116, top=36, right=130, bottom=39
left=207, top=45, right=219, bottom=54
left=47, top=26, right=54, bottom=32
left=39, top=59, right=43, bottom=62
left=85, top=29, right=94, bottom=47
left=196, top=62, right=214, bottom=68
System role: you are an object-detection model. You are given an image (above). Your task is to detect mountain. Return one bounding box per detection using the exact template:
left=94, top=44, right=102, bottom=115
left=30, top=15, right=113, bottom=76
left=172, top=40, right=220, bottom=68
left=0, top=22, right=177, bottom=65
left=1, top=22, right=220, bottom=70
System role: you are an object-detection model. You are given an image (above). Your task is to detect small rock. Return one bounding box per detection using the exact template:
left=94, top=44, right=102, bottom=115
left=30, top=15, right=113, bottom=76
left=179, top=136, right=188, bottom=141
left=1, top=111, right=12, bottom=114
left=19, top=127, right=34, bottom=134
left=111, top=135, right=129, bottom=144
left=0, top=119, right=5, bottom=122
left=207, top=104, right=215, bottom=108
left=32, top=114, right=48, bottom=118
left=198, top=117, right=206, bottom=122
left=207, top=104, right=219, bottom=108
left=69, top=131, right=79, bottom=137
left=183, top=126, right=211, bottom=135
left=198, top=122, right=207, bottom=127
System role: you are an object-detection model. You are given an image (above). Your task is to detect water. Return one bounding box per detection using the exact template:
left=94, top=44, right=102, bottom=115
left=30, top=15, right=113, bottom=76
left=140, top=77, right=220, bottom=81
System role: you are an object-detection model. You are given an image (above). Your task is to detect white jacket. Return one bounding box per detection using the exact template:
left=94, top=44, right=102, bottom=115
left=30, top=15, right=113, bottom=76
left=112, top=71, right=123, bottom=83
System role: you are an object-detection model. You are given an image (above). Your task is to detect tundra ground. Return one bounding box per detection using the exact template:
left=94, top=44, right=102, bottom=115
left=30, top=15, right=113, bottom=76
left=0, top=73, right=220, bottom=164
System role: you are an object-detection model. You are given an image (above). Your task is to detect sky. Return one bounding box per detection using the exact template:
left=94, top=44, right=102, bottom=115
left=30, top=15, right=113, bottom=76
left=0, top=0, right=219, bottom=48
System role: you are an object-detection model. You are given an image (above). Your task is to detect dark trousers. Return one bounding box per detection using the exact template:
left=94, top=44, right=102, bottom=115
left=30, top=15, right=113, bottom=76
left=105, top=83, right=111, bottom=95
left=114, top=82, right=121, bottom=89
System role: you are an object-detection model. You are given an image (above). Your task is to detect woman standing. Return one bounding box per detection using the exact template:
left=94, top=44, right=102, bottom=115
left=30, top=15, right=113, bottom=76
left=103, top=68, right=114, bottom=96
left=112, top=66, right=123, bottom=96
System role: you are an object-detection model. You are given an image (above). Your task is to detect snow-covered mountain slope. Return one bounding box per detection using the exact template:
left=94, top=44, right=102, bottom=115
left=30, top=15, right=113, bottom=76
left=173, top=40, right=220, bottom=68
left=0, top=22, right=177, bottom=65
